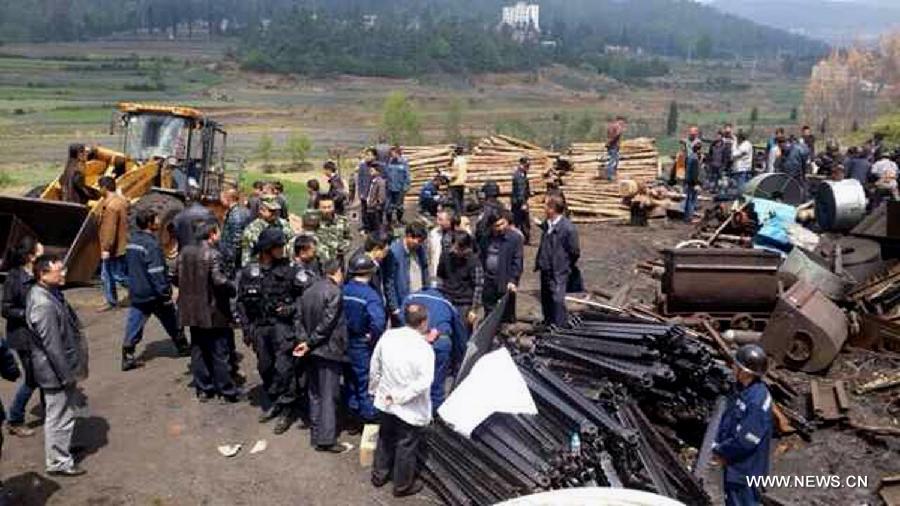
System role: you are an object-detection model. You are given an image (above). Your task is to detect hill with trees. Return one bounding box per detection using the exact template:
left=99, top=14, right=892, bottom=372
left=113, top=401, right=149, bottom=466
left=0, top=0, right=828, bottom=79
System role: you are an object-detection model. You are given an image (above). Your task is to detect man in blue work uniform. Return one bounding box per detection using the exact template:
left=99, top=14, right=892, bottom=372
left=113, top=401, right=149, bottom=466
left=714, top=344, right=773, bottom=506
left=343, top=254, right=386, bottom=425
left=401, top=279, right=467, bottom=410
left=121, top=209, right=189, bottom=371
left=384, top=145, right=410, bottom=226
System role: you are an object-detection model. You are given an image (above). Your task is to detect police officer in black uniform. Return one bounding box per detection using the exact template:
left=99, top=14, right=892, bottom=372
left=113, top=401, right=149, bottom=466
left=236, top=228, right=312, bottom=435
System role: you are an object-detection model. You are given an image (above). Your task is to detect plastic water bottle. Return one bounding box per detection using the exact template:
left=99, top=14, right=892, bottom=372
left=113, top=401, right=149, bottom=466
left=570, top=431, right=581, bottom=456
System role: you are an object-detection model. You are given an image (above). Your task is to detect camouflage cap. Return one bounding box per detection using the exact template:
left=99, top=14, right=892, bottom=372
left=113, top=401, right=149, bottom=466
left=261, top=195, right=282, bottom=211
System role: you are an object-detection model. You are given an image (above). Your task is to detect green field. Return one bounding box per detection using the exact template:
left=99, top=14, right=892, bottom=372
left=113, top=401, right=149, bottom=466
left=0, top=39, right=810, bottom=195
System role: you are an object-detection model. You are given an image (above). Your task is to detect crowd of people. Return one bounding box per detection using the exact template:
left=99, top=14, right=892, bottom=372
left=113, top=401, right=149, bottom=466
left=662, top=121, right=900, bottom=221
left=0, top=143, right=582, bottom=497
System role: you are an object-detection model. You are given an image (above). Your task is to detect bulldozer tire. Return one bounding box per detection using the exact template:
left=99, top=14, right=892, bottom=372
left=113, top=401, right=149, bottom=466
left=24, top=184, right=46, bottom=198
left=130, top=192, right=185, bottom=260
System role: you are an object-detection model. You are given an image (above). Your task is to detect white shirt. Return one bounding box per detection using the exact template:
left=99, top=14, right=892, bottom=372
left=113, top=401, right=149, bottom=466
left=733, top=140, right=753, bottom=173
left=369, top=326, right=435, bottom=427
left=546, top=215, right=563, bottom=234
left=873, top=159, right=899, bottom=180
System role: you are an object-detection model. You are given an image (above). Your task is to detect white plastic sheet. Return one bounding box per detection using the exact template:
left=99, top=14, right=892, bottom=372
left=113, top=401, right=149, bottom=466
left=438, top=347, right=537, bottom=437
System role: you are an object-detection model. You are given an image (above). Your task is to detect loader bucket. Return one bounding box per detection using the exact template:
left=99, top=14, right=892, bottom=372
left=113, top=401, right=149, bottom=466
left=0, top=197, right=100, bottom=286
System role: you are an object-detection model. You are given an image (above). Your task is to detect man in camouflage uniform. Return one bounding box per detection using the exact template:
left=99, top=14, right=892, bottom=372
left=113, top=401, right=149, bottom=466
left=241, top=196, right=295, bottom=266
left=219, top=188, right=251, bottom=278
left=314, top=196, right=351, bottom=266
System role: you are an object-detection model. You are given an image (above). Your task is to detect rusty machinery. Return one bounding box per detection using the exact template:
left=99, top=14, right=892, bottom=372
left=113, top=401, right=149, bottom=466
left=0, top=103, right=239, bottom=285
left=658, top=248, right=781, bottom=330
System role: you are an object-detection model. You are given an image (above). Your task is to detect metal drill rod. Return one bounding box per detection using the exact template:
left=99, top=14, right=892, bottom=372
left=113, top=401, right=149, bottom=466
left=427, top=438, right=500, bottom=505
left=483, top=419, right=554, bottom=474
left=548, top=327, right=657, bottom=343
left=539, top=342, right=656, bottom=387
left=423, top=449, right=492, bottom=506
left=474, top=430, right=552, bottom=488
left=428, top=429, right=511, bottom=503
left=546, top=336, right=660, bottom=360
left=530, top=362, right=638, bottom=443
left=618, top=406, right=679, bottom=499
left=431, top=423, right=533, bottom=496
left=439, top=422, right=540, bottom=492
left=420, top=461, right=469, bottom=506
left=622, top=402, right=710, bottom=504
left=518, top=367, right=600, bottom=436
left=502, top=414, right=559, bottom=453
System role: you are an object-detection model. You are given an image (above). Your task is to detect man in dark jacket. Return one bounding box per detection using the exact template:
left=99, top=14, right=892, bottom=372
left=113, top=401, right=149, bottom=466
left=481, top=209, right=523, bottom=323
left=236, top=228, right=306, bottom=434
left=684, top=141, right=702, bottom=223
left=175, top=223, right=238, bottom=403
left=294, top=260, right=353, bottom=454
left=121, top=209, right=189, bottom=371
left=353, top=148, right=377, bottom=230
left=437, top=231, right=483, bottom=332
left=172, top=188, right=218, bottom=251
left=220, top=187, right=251, bottom=278
left=844, top=147, right=873, bottom=186
left=59, top=144, right=100, bottom=205
left=26, top=254, right=88, bottom=476
left=2, top=236, right=42, bottom=437
left=365, top=163, right=387, bottom=234
left=706, top=131, right=728, bottom=190
left=324, top=161, right=348, bottom=215
left=383, top=222, right=428, bottom=326
left=535, top=195, right=580, bottom=327
left=511, top=157, right=532, bottom=245
left=475, top=181, right=505, bottom=254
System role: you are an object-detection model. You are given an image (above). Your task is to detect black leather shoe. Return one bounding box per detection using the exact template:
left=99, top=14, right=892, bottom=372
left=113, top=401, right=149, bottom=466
left=174, top=339, right=191, bottom=357
left=273, top=415, right=294, bottom=435
left=393, top=480, right=424, bottom=497
left=197, top=391, right=215, bottom=403
left=47, top=466, right=86, bottom=477
left=371, top=475, right=389, bottom=488
left=258, top=406, right=281, bottom=424
left=121, top=348, right=139, bottom=372
left=221, top=393, right=242, bottom=404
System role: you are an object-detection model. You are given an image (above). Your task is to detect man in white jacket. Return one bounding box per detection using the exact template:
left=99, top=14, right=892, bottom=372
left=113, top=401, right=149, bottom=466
left=369, top=303, right=435, bottom=497
left=732, top=130, right=754, bottom=190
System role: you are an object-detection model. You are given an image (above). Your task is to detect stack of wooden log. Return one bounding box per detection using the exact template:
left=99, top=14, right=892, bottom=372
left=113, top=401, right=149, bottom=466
left=558, top=138, right=661, bottom=223
left=404, top=135, right=556, bottom=203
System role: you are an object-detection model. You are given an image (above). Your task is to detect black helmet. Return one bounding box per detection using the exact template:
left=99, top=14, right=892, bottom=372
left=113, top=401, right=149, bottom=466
left=254, top=228, right=286, bottom=254
left=348, top=253, right=377, bottom=275
left=519, top=156, right=530, bottom=165
left=734, top=344, right=768, bottom=376
left=482, top=180, right=500, bottom=198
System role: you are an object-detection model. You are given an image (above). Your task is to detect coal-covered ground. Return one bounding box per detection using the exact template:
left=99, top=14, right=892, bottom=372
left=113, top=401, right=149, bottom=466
left=0, top=217, right=896, bottom=505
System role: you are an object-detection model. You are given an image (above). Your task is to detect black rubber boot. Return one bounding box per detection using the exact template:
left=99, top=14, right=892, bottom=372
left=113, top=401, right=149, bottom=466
left=121, top=347, right=139, bottom=372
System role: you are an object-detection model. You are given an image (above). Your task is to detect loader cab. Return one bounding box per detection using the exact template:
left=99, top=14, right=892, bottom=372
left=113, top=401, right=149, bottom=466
left=117, top=103, right=229, bottom=200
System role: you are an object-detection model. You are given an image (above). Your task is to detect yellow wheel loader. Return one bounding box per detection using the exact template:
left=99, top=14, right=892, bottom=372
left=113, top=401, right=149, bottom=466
left=0, top=102, right=238, bottom=285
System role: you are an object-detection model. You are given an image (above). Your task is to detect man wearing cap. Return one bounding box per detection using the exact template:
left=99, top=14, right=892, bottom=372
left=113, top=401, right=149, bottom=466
left=713, top=344, right=773, bottom=506
left=315, top=196, right=352, bottom=266
left=236, top=228, right=305, bottom=434
left=401, top=279, right=467, bottom=410
left=511, top=157, right=532, bottom=245
left=241, top=195, right=294, bottom=267
left=343, top=254, right=386, bottom=426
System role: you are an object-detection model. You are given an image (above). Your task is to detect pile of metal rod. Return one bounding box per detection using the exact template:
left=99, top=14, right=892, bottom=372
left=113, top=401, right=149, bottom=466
left=536, top=311, right=732, bottom=435
left=422, top=350, right=713, bottom=505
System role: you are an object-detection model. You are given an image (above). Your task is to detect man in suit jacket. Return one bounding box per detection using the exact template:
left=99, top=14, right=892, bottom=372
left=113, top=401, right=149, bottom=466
left=535, top=194, right=581, bottom=327
left=480, top=209, right=523, bottom=324
left=382, top=222, right=428, bottom=326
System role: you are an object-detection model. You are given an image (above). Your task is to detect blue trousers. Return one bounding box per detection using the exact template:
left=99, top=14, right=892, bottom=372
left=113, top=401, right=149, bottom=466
left=385, top=190, right=404, bottom=224
left=683, top=184, right=699, bottom=223
left=123, top=299, right=181, bottom=349
left=733, top=171, right=752, bottom=192
left=7, top=350, right=37, bottom=425
left=100, top=255, right=128, bottom=307
left=606, top=148, right=620, bottom=180
left=345, top=337, right=376, bottom=422
left=430, top=335, right=452, bottom=410
left=724, top=481, right=761, bottom=506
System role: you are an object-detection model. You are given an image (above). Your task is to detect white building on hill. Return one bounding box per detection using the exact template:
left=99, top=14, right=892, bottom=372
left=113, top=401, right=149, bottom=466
left=501, top=2, right=540, bottom=33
